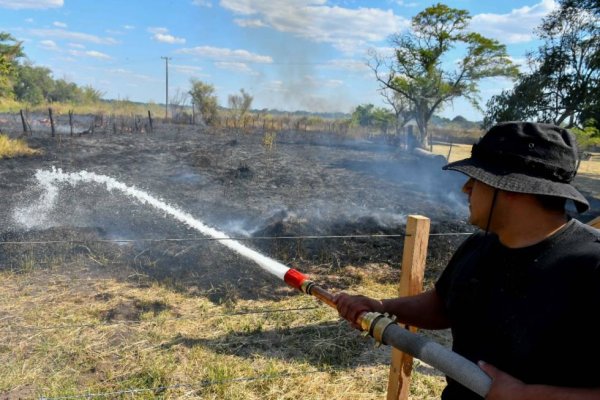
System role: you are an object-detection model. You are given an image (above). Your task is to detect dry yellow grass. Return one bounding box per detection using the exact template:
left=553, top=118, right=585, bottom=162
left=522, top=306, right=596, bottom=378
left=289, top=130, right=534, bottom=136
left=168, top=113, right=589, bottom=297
left=433, top=142, right=600, bottom=175
left=0, top=134, right=42, bottom=159
left=0, top=260, right=446, bottom=399
left=431, top=143, right=471, bottom=164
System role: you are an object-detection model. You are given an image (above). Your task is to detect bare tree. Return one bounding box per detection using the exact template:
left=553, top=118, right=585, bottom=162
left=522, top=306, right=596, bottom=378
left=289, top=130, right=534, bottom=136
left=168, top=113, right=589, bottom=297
left=228, top=88, right=253, bottom=128
left=169, top=88, right=190, bottom=122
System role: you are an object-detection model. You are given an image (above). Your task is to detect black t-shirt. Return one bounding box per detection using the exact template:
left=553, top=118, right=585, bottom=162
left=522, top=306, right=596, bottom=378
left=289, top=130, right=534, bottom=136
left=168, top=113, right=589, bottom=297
left=435, top=219, right=600, bottom=400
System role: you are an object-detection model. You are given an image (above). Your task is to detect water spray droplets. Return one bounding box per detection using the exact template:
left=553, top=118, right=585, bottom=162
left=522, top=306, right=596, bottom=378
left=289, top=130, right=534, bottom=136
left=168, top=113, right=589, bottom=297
left=25, top=168, right=291, bottom=280
left=13, top=171, right=60, bottom=229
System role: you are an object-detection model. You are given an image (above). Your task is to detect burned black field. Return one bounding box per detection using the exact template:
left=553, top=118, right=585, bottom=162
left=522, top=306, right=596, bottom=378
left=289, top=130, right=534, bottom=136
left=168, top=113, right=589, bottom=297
left=0, top=122, right=476, bottom=303
left=3, top=120, right=600, bottom=399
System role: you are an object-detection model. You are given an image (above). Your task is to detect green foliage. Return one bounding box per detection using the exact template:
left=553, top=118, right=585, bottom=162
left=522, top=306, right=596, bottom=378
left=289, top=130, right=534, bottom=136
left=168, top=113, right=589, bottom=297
left=571, top=121, right=600, bottom=150
left=13, top=63, right=53, bottom=104
left=484, top=0, right=600, bottom=129
left=189, top=78, right=219, bottom=125
left=78, top=85, right=104, bottom=104
left=372, top=3, right=517, bottom=147
left=14, top=63, right=104, bottom=105
left=351, top=104, right=395, bottom=133
left=1, top=31, right=104, bottom=105
left=0, top=32, right=24, bottom=98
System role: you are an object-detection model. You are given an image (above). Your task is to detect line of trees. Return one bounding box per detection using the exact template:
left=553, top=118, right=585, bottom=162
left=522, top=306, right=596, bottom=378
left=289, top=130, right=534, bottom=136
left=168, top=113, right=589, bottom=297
left=0, top=32, right=103, bottom=105
left=483, top=0, right=600, bottom=130
left=3, top=0, right=597, bottom=145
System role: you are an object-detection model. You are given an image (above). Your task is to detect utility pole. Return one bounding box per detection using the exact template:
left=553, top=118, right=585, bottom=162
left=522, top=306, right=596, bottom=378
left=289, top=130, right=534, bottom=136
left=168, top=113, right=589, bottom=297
left=161, top=56, right=171, bottom=120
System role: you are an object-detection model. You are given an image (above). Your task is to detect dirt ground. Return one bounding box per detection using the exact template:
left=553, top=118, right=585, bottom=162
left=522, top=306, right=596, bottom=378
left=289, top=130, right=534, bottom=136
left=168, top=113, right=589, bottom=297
left=1, top=115, right=599, bottom=303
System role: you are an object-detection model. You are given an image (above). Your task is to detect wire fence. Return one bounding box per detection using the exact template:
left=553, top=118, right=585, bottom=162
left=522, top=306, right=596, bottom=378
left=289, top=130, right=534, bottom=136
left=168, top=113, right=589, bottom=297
left=0, top=230, right=465, bottom=399
left=0, top=231, right=472, bottom=246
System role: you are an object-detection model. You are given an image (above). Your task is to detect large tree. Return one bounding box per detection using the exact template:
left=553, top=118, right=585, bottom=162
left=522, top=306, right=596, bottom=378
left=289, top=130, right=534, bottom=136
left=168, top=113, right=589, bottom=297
left=0, top=32, right=24, bottom=98
left=484, top=0, right=600, bottom=129
left=371, top=3, right=518, bottom=148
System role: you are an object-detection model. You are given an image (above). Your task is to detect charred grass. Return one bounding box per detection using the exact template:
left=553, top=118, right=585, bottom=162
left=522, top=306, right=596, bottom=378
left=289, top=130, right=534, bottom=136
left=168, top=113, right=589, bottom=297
left=0, top=246, right=447, bottom=399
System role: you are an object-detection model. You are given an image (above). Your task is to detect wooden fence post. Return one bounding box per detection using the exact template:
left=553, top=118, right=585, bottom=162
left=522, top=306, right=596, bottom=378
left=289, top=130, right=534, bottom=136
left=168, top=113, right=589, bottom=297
left=68, top=110, right=74, bottom=136
left=48, top=108, right=55, bottom=137
left=19, top=109, right=28, bottom=135
left=147, top=110, right=153, bottom=133
left=387, top=215, right=430, bottom=400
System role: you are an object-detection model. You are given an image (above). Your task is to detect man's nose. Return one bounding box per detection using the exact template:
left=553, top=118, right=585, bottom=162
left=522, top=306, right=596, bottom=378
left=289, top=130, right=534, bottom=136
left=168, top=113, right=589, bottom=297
left=462, top=178, right=474, bottom=194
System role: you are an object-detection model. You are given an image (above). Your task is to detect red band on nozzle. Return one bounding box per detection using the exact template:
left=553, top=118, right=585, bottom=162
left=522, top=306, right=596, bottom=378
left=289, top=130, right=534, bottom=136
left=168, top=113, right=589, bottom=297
left=283, top=268, right=307, bottom=290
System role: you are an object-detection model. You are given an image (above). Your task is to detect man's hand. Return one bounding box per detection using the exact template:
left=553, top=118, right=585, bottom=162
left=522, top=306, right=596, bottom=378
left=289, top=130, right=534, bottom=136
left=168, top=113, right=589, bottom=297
left=479, top=361, right=526, bottom=400
left=333, top=293, right=384, bottom=329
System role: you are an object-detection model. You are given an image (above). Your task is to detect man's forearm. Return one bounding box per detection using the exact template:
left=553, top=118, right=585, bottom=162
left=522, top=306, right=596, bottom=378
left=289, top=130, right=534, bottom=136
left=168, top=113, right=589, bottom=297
left=380, top=289, right=450, bottom=330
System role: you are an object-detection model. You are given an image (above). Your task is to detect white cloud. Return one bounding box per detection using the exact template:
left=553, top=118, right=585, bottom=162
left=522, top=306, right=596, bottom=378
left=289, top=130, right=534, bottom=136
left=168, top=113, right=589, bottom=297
left=192, top=0, right=212, bottom=7
left=25, top=18, right=34, bottom=23
left=68, top=49, right=112, bottom=60
left=148, top=27, right=186, bottom=44
left=219, top=0, right=407, bottom=53
left=68, top=42, right=85, bottom=49
left=39, top=39, right=58, bottom=49
left=172, top=64, right=205, bottom=75
left=53, top=21, right=67, bottom=28
left=233, top=18, right=267, bottom=28
left=177, top=45, right=273, bottom=63
left=155, top=33, right=186, bottom=44
left=395, top=0, right=419, bottom=7
left=153, top=33, right=185, bottom=44
left=123, top=25, right=135, bottom=30
left=471, top=0, right=558, bottom=44
left=214, top=61, right=258, bottom=75
left=29, top=29, right=118, bottom=45
left=0, top=0, right=62, bottom=9
left=85, top=50, right=111, bottom=60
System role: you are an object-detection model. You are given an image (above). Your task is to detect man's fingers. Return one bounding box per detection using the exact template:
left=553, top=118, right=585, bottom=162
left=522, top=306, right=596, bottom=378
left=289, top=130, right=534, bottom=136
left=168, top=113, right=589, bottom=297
left=478, top=361, right=498, bottom=378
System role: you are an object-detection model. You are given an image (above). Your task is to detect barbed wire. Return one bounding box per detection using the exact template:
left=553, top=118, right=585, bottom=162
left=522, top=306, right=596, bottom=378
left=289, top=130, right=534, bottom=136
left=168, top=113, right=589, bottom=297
left=39, top=368, right=345, bottom=400
left=0, top=231, right=472, bottom=246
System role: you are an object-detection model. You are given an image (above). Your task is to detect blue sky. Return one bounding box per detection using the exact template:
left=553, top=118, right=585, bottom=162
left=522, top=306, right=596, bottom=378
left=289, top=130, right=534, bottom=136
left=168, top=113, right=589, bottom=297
left=0, top=0, right=558, bottom=120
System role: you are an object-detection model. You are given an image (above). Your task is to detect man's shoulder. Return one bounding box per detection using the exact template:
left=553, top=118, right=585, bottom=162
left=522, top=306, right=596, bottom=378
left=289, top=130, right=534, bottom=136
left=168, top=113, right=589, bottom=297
left=565, top=219, right=600, bottom=246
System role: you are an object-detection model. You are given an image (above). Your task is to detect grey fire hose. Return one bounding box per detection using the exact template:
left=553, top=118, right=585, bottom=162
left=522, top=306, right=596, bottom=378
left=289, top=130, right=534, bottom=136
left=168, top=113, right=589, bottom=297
left=362, top=312, right=492, bottom=397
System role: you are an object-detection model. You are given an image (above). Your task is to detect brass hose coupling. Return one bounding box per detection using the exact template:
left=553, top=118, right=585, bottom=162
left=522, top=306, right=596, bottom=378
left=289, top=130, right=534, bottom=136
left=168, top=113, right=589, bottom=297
left=360, top=312, right=398, bottom=347
left=300, top=279, right=315, bottom=294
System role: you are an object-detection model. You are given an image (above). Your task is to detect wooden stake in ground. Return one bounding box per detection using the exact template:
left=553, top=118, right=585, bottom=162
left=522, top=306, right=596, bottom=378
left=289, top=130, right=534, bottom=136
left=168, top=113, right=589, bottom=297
left=147, top=110, right=153, bottom=133
left=69, top=110, right=74, bottom=136
left=387, top=215, right=430, bottom=400
left=19, top=109, right=28, bottom=135
left=48, top=108, right=56, bottom=137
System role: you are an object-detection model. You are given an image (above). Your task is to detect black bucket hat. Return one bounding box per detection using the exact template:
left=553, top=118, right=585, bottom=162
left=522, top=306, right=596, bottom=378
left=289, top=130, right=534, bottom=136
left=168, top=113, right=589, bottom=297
left=443, top=121, right=589, bottom=213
